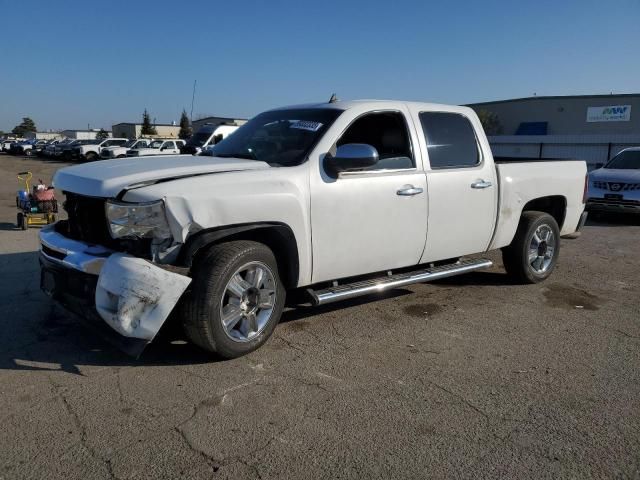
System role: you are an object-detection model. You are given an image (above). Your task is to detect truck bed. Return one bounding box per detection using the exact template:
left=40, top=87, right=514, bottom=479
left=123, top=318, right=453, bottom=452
left=494, top=156, right=581, bottom=164
left=490, top=159, right=587, bottom=250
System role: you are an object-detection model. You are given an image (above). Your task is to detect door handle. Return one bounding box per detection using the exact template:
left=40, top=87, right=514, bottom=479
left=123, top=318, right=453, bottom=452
left=397, top=186, right=424, bottom=196
left=471, top=180, right=493, bottom=189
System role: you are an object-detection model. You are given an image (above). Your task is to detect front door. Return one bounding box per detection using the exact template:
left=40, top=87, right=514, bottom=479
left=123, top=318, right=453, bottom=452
left=310, top=108, right=428, bottom=283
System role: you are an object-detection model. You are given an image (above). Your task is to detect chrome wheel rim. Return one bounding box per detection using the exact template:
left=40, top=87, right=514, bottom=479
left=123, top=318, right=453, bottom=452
left=528, top=224, right=556, bottom=274
left=220, top=261, right=276, bottom=343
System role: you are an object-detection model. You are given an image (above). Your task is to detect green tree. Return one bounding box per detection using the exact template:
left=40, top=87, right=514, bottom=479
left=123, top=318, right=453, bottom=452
left=12, top=117, right=37, bottom=137
left=96, top=128, right=109, bottom=140
left=476, top=110, right=503, bottom=135
left=178, top=110, right=192, bottom=139
left=141, top=109, right=157, bottom=136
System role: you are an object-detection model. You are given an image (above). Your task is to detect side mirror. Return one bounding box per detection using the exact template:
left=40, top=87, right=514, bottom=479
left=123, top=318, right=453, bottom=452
left=324, top=143, right=379, bottom=176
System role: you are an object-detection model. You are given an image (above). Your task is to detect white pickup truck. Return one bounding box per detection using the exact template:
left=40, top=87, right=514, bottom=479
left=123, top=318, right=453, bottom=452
left=126, top=139, right=186, bottom=157
left=74, top=138, right=129, bottom=161
left=101, top=139, right=152, bottom=159
left=39, top=100, right=588, bottom=358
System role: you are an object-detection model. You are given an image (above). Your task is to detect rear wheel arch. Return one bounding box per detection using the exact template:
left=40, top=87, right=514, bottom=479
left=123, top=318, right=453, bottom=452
left=521, top=195, right=567, bottom=230
left=180, top=223, right=300, bottom=289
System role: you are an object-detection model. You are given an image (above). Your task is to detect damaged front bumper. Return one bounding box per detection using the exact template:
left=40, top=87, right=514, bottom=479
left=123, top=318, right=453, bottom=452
left=39, top=225, right=191, bottom=356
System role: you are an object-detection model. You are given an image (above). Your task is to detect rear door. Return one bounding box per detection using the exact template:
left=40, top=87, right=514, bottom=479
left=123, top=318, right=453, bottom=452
left=410, top=109, right=497, bottom=262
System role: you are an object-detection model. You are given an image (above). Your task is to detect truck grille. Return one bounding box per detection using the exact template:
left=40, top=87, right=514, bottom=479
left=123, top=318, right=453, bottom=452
left=592, top=181, right=640, bottom=191
left=63, top=193, right=114, bottom=246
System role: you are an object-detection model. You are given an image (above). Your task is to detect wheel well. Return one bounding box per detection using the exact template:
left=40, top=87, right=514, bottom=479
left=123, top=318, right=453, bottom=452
left=180, top=223, right=300, bottom=289
left=522, top=196, right=566, bottom=229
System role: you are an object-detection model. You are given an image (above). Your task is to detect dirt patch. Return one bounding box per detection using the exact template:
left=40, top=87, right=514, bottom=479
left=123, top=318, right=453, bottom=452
left=288, top=321, right=310, bottom=332
left=543, top=284, right=601, bottom=311
left=403, top=304, right=443, bottom=318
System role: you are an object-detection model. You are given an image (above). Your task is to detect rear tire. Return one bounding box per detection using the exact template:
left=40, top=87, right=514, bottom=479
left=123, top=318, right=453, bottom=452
left=502, top=211, right=560, bottom=284
left=85, top=152, right=97, bottom=162
left=182, top=240, right=286, bottom=359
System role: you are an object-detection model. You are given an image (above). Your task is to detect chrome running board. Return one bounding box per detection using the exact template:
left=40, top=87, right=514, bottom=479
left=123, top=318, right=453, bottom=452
left=308, top=258, right=493, bottom=306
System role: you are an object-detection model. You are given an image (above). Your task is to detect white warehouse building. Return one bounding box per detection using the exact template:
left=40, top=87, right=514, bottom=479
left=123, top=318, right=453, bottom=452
left=467, top=93, right=640, bottom=169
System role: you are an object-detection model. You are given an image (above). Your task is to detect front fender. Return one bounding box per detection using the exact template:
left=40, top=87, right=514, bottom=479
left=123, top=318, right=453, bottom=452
left=122, top=166, right=312, bottom=286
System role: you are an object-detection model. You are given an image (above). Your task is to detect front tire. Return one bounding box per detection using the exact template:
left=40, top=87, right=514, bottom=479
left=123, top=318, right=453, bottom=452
left=502, top=211, right=560, bottom=284
left=182, top=241, right=286, bottom=359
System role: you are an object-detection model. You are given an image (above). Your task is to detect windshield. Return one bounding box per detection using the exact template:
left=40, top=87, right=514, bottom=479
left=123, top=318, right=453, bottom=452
left=210, top=108, right=342, bottom=166
left=605, top=150, right=640, bottom=170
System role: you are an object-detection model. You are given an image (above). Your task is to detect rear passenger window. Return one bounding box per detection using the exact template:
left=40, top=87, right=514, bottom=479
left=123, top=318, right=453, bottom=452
left=419, top=112, right=479, bottom=169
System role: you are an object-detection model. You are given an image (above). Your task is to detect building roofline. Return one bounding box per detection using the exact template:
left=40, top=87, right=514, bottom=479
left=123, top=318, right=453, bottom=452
left=467, top=93, right=640, bottom=107
left=61, top=129, right=112, bottom=133
left=112, top=123, right=179, bottom=127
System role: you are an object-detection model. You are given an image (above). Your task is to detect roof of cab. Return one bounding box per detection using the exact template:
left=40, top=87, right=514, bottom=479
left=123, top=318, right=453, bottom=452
left=270, top=99, right=473, bottom=114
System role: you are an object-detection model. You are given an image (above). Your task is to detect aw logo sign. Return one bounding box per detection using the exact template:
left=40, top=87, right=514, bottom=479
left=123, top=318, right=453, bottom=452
left=587, top=105, right=631, bottom=122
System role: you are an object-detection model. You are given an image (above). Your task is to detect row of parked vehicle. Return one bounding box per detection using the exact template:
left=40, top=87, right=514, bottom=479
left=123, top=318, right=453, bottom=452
left=1, top=123, right=240, bottom=162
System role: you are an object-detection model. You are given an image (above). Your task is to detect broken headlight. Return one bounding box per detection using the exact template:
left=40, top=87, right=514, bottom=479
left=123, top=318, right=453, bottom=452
left=105, top=200, right=172, bottom=240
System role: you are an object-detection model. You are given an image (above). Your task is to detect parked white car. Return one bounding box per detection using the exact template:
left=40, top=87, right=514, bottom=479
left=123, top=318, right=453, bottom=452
left=101, top=139, right=152, bottom=159
left=126, top=139, right=186, bottom=157
left=181, top=124, right=239, bottom=155
left=40, top=99, right=588, bottom=359
left=73, top=138, right=129, bottom=161
left=587, top=147, right=640, bottom=214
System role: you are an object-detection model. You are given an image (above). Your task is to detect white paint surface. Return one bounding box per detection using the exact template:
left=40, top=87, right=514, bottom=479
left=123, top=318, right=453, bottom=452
left=95, top=253, right=191, bottom=340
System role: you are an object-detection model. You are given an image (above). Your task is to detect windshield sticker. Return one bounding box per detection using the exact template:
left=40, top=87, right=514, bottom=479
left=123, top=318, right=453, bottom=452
left=290, top=120, right=323, bottom=132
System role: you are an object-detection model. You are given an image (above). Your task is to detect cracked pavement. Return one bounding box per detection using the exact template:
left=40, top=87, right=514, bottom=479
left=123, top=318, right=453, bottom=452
left=0, top=154, right=639, bottom=479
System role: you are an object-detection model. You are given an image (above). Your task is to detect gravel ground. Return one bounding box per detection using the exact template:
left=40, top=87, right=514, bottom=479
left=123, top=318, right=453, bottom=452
left=0, top=153, right=639, bottom=480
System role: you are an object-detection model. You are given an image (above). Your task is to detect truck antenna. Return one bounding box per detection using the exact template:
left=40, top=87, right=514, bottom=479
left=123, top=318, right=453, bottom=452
left=328, top=93, right=338, bottom=103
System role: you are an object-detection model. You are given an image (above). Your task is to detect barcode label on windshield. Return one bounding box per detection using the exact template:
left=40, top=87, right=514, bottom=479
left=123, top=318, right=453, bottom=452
left=290, top=120, right=323, bottom=132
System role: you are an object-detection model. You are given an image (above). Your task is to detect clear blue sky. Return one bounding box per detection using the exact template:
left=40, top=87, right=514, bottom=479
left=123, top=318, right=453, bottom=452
left=1, top=0, right=639, bottom=132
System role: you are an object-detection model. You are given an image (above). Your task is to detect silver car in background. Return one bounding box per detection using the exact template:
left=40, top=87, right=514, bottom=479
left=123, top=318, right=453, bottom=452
left=587, top=147, right=640, bottom=214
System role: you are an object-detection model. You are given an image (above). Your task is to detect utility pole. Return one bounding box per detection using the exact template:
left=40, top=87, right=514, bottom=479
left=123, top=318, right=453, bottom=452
left=190, top=80, right=197, bottom=122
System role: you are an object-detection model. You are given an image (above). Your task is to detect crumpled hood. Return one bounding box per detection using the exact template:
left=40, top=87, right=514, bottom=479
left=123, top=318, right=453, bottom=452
left=589, top=168, right=640, bottom=183
left=53, top=155, right=270, bottom=197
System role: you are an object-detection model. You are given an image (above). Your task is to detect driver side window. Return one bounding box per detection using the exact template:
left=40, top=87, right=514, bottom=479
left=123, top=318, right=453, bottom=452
left=337, top=111, right=414, bottom=170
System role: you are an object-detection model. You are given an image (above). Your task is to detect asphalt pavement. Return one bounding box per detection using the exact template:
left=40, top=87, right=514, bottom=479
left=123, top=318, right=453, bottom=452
left=0, top=153, right=638, bottom=479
